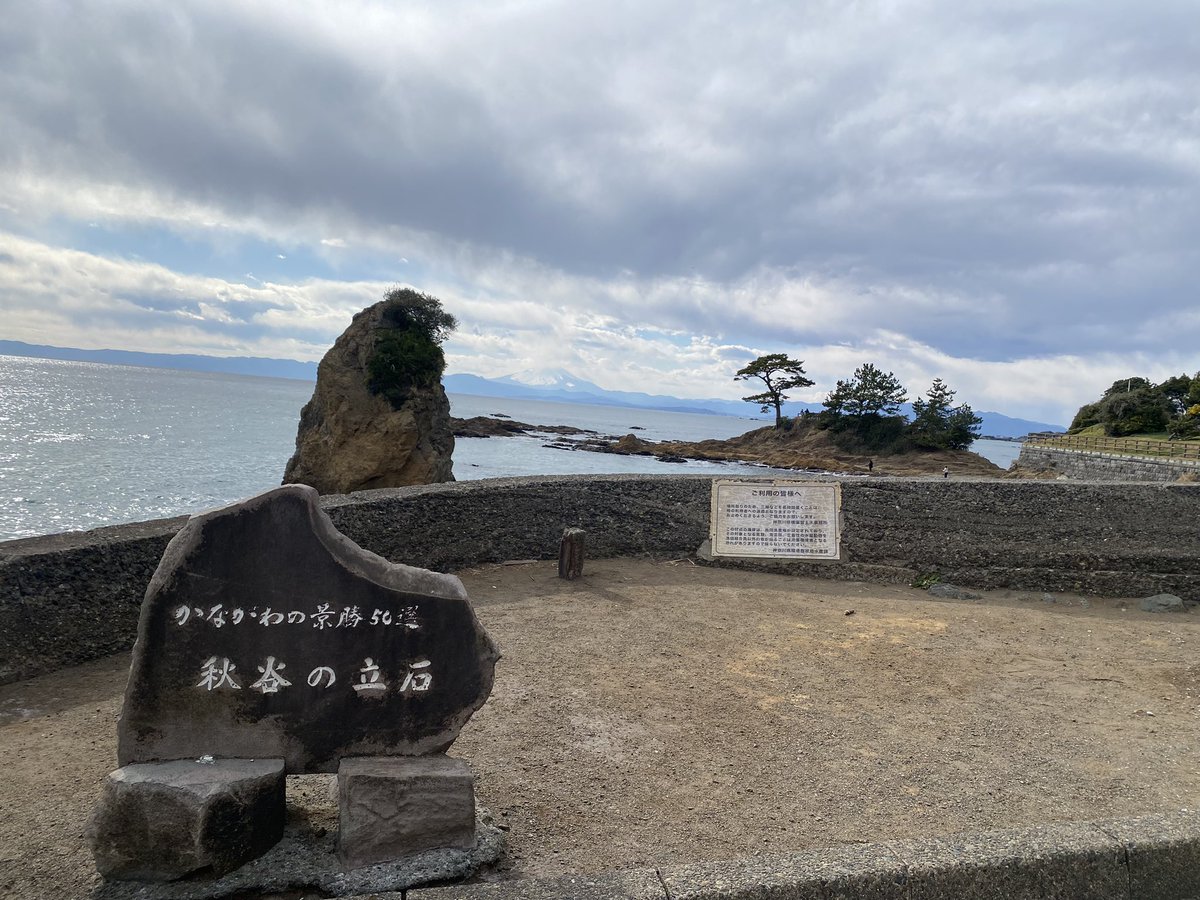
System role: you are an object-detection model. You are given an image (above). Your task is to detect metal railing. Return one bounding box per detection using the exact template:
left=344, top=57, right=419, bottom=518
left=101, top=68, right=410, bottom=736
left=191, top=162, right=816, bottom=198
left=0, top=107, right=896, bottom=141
left=1025, top=432, right=1200, bottom=460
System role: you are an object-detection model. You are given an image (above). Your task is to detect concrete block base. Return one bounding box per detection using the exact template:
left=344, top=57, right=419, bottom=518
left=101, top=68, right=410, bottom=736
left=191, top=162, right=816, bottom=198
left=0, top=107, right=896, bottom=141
left=338, top=755, right=476, bottom=869
left=88, top=758, right=286, bottom=882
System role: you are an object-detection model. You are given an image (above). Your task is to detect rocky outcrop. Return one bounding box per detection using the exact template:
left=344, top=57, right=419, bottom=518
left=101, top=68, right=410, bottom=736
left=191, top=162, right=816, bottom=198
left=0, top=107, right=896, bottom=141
left=566, top=425, right=1004, bottom=477
left=283, top=300, right=454, bottom=493
left=450, top=416, right=595, bottom=439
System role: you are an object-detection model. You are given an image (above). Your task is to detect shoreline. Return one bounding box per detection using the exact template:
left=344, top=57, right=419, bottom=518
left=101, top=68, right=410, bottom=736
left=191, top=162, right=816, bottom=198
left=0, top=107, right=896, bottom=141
left=452, top=416, right=1007, bottom=478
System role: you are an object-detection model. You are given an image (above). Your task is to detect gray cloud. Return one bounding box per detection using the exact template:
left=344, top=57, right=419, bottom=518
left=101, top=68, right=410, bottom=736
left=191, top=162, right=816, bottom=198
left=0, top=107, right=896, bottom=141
left=1, top=0, right=1197, bottom=374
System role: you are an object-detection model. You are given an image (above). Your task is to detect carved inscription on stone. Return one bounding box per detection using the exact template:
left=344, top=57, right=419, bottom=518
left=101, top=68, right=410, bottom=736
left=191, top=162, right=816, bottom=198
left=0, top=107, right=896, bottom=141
left=118, top=485, right=500, bottom=773
left=709, top=479, right=841, bottom=560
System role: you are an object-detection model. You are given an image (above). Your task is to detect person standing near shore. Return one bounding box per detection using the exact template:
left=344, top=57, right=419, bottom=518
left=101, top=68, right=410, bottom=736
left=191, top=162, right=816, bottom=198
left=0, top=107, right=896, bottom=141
left=942, top=466, right=949, bottom=479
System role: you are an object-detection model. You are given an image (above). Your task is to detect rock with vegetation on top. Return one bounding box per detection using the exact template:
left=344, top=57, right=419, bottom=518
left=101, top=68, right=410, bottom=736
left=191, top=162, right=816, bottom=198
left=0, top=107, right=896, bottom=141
left=283, top=289, right=456, bottom=494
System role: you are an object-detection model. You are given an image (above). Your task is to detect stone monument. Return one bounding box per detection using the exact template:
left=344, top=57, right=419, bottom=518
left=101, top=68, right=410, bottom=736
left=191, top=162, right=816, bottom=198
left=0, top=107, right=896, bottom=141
left=89, top=485, right=501, bottom=884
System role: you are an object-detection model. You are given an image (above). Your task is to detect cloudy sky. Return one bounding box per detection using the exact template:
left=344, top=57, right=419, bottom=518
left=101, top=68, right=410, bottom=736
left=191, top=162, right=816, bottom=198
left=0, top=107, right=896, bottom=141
left=2, top=1, right=1197, bottom=425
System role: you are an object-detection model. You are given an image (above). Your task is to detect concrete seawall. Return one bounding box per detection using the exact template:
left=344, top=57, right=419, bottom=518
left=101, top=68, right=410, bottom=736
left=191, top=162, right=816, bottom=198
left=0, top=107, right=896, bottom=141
left=1018, top=445, right=1200, bottom=482
left=3, top=474, right=1199, bottom=684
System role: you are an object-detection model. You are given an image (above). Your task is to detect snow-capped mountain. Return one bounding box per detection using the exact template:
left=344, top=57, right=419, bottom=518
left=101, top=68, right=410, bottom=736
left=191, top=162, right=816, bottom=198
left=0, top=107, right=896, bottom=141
left=493, top=368, right=604, bottom=392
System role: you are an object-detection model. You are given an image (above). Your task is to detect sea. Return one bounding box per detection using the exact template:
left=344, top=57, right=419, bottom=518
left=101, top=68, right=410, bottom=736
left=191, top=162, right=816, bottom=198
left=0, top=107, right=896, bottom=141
left=0, top=355, right=1021, bottom=542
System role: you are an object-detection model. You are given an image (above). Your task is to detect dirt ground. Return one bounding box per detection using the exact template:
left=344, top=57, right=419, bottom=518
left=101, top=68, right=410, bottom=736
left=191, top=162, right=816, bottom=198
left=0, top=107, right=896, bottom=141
left=3, top=558, right=1199, bottom=898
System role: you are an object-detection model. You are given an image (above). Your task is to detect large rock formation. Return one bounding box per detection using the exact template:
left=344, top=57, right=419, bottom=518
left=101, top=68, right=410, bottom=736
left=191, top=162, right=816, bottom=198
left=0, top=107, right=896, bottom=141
left=283, top=298, right=454, bottom=493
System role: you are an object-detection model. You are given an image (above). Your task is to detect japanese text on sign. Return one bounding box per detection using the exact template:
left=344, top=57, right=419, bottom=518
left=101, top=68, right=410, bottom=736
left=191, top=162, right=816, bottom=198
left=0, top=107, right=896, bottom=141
left=195, top=655, right=434, bottom=697
left=172, top=603, right=421, bottom=630
left=709, top=479, right=841, bottom=560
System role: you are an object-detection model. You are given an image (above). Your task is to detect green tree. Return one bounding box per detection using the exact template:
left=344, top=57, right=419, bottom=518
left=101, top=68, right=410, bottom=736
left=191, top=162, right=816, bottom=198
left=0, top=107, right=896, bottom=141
left=1068, top=401, right=1102, bottom=433
left=909, top=378, right=953, bottom=448
left=1158, top=373, right=1193, bottom=415
left=1097, top=386, right=1171, bottom=436
left=819, top=363, right=909, bottom=451
left=909, top=378, right=982, bottom=450
left=734, top=354, right=815, bottom=427
left=1169, top=404, right=1200, bottom=440
left=821, top=379, right=852, bottom=418
left=945, top=405, right=985, bottom=450
left=1103, top=377, right=1154, bottom=398
left=824, top=363, right=907, bottom=419
left=367, top=287, right=458, bottom=408
left=1069, top=373, right=1200, bottom=438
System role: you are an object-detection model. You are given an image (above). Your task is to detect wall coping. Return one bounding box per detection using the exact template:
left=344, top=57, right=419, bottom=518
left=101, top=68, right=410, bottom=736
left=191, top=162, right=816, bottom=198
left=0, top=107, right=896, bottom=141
left=2, top=473, right=724, bottom=556
left=6, top=470, right=1198, bottom=557
left=393, top=810, right=1200, bottom=899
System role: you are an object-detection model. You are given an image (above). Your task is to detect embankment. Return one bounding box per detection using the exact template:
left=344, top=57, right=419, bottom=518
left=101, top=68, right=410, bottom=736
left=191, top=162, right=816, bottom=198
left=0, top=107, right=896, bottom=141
left=1017, top=444, right=1200, bottom=482
left=2, top=474, right=1198, bottom=684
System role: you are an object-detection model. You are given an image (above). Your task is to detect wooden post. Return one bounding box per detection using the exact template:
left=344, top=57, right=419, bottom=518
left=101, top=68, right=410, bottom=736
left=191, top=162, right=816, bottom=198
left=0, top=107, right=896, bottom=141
left=558, top=528, right=585, bottom=580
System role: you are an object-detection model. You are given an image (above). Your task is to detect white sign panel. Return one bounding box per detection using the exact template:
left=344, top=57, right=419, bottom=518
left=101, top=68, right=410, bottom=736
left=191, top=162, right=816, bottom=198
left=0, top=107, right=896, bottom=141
left=709, top=480, right=841, bottom=560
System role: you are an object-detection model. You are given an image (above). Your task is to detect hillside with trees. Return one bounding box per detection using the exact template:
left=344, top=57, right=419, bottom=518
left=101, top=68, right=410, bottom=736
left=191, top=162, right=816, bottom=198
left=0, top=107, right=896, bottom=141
left=495, top=355, right=999, bottom=476
left=682, top=354, right=994, bottom=474
left=1068, top=373, right=1200, bottom=439
left=735, top=355, right=983, bottom=455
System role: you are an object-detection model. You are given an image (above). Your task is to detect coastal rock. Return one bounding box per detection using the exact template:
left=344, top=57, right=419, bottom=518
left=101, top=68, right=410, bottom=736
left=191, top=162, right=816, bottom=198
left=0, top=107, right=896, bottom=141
left=451, top=416, right=597, bottom=439
left=928, top=583, right=983, bottom=601
left=613, top=433, right=655, bottom=455
left=283, top=298, right=454, bottom=494
left=1139, top=593, right=1187, bottom=613
left=451, top=416, right=530, bottom=438
left=573, top=422, right=1003, bottom=477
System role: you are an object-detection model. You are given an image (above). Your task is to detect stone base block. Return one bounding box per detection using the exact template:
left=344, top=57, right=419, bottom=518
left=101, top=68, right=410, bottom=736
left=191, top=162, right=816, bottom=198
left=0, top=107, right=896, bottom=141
left=88, top=758, right=286, bottom=882
left=338, top=755, right=476, bottom=869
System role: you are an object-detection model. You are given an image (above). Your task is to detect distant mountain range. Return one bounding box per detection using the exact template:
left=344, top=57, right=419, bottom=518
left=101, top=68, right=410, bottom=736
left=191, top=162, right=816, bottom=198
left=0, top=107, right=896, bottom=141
left=0, top=340, right=319, bottom=381
left=444, top=369, right=1065, bottom=438
left=1, top=341, right=1065, bottom=438
left=443, top=369, right=763, bottom=417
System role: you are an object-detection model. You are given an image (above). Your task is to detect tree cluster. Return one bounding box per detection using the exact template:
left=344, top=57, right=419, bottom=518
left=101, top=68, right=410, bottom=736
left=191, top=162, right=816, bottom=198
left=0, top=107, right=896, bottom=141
left=819, top=364, right=982, bottom=452
left=367, top=287, right=458, bottom=408
left=735, top=355, right=983, bottom=453
left=1068, top=373, right=1200, bottom=439
left=908, top=378, right=985, bottom=451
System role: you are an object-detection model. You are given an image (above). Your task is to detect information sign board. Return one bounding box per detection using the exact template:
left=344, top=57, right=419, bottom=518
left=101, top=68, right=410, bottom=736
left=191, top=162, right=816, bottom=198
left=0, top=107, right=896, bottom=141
left=709, top=479, right=841, bottom=560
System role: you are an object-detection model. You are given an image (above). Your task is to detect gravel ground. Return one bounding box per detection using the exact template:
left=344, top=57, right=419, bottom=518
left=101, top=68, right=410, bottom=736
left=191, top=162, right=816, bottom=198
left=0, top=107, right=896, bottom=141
left=2, top=558, right=1199, bottom=898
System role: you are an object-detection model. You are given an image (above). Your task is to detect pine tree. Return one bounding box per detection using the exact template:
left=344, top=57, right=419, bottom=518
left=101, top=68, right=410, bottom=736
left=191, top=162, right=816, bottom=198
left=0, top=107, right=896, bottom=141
left=827, top=363, right=907, bottom=419
left=909, top=378, right=981, bottom=450
left=734, top=354, right=815, bottom=427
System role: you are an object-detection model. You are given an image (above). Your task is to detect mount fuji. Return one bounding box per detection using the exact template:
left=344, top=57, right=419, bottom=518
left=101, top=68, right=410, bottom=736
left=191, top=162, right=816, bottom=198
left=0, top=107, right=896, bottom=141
left=443, top=368, right=756, bottom=417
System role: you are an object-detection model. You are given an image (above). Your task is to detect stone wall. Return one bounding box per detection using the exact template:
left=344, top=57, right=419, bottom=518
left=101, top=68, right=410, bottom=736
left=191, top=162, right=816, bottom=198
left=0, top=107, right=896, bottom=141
left=3, top=474, right=1199, bottom=684
left=1018, top=445, right=1200, bottom=482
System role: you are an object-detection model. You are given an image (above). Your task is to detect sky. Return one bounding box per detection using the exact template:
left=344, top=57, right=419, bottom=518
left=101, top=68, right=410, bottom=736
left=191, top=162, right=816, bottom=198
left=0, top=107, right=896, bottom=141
left=1, top=1, right=1197, bottom=426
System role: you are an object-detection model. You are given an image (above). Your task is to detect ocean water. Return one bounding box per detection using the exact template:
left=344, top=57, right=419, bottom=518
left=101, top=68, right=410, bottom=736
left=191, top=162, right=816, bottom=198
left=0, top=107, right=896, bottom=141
left=0, top=356, right=1019, bottom=541
left=0, top=356, right=310, bottom=540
